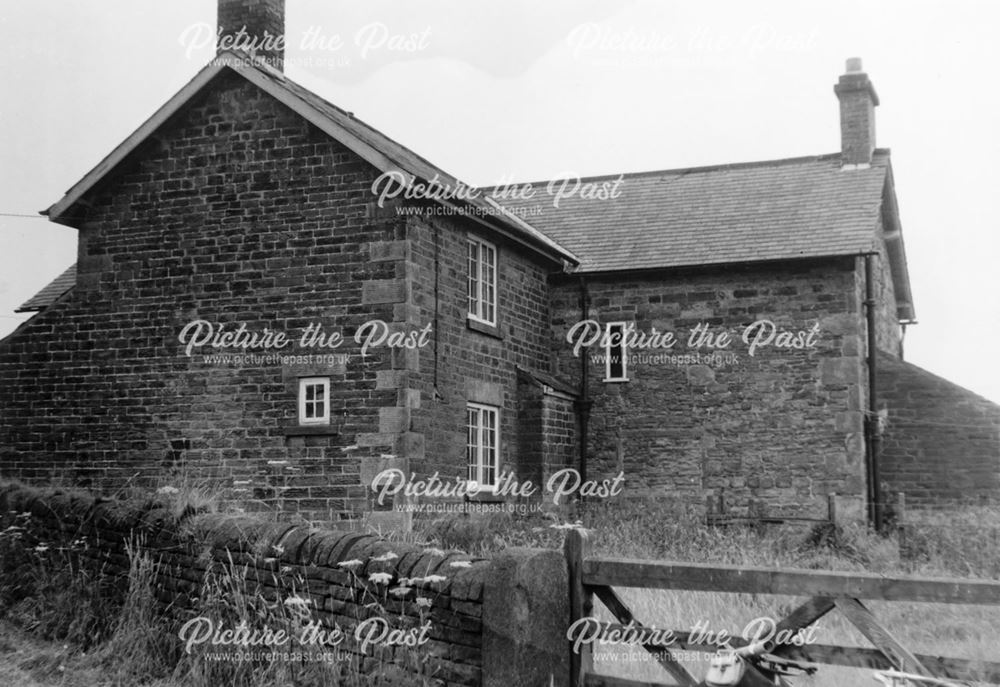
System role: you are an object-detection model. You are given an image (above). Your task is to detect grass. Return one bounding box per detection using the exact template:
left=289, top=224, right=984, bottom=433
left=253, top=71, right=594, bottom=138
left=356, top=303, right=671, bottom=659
left=2, top=481, right=998, bottom=686
left=91, top=540, right=180, bottom=685
left=0, top=512, right=121, bottom=650
left=414, top=497, right=1000, bottom=686
left=0, top=483, right=450, bottom=687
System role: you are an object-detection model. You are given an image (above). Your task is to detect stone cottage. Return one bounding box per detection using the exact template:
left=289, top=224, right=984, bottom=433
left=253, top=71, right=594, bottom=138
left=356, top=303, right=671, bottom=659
left=2, top=0, right=997, bottom=525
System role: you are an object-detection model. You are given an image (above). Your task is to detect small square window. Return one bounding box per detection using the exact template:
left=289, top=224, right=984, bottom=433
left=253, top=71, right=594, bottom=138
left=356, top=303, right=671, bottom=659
left=466, top=403, right=500, bottom=490
left=298, top=377, right=330, bottom=425
left=604, top=322, right=628, bottom=382
left=468, top=236, right=497, bottom=326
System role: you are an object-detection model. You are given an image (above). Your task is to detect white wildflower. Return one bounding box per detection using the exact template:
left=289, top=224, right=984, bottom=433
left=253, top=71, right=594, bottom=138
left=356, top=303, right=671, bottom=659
left=422, top=547, right=446, bottom=557
left=372, top=551, right=398, bottom=562
left=156, top=486, right=179, bottom=495
left=389, top=586, right=412, bottom=598
left=338, top=559, right=363, bottom=570
left=549, top=520, right=585, bottom=530
left=449, top=560, right=472, bottom=569
left=415, top=597, right=433, bottom=608
left=368, top=572, right=392, bottom=585
left=284, top=596, right=311, bottom=608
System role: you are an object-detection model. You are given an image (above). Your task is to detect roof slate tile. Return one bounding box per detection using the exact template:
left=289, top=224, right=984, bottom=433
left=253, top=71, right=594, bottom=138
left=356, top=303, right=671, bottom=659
left=487, top=151, right=886, bottom=273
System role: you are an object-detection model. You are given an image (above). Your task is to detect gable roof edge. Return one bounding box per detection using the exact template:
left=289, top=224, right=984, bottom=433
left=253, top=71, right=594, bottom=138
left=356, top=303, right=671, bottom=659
left=45, top=59, right=229, bottom=225
left=879, top=160, right=915, bottom=322
left=44, top=51, right=577, bottom=267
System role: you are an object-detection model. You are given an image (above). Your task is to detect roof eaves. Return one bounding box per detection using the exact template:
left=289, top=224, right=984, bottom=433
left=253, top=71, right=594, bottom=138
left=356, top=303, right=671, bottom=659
left=569, top=249, right=880, bottom=276
left=15, top=263, right=77, bottom=312
left=880, top=160, right=915, bottom=321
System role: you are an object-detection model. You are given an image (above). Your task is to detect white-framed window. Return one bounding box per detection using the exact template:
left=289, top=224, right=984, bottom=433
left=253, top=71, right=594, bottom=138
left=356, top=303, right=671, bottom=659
left=466, top=402, right=499, bottom=490
left=298, top=377, right=330, bottom=425
left=467, top=236, right=497, bottom=326
left=604, top=322, right=628, bottom=382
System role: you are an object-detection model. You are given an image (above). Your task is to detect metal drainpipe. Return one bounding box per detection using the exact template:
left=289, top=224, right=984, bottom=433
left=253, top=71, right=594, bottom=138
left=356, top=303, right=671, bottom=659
left=864, top=255, right=884, bottom=531
left=575, top=276, right=593, bottom=505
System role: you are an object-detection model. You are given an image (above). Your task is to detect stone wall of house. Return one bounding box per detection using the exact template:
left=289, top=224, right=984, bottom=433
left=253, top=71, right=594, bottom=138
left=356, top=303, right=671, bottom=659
left=877, top=353, right=1000, bottom=506
left=403, top=211, right=562, bottom=506
left=540, top=392, right=579, bottom=484
left=869, top=228, right=904, bottom=358
left=0, top=72, right=417, bottom=523
left=550, top=258, right=867, bottom=516
left=850, top=219, right=904, bottom=365
left=516, top=370, right=579, bottom=488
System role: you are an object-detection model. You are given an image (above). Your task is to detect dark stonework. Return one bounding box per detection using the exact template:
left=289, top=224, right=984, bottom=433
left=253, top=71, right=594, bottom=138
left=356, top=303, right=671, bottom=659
left=550, top=259, right=871, bottom=517
left=878, top=353, right=1000, bottom=506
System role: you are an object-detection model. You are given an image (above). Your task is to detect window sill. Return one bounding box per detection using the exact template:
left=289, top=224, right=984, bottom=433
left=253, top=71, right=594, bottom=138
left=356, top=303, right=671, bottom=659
left=282, top=424, right=340, bottom=437
left=464, top=491, right=509, bottom=504
left=467, top=317, right=502, bottom=339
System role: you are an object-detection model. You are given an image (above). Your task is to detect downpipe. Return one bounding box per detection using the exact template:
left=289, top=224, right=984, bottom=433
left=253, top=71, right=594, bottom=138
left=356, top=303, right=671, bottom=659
left=864, top=255, right=884, bottom=532
left=575, top=276, right=593, bottom=506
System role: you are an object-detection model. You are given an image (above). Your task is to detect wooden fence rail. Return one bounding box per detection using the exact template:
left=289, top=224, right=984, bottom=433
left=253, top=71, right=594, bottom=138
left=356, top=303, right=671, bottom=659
left=565, top=528, right=1000, bottom=687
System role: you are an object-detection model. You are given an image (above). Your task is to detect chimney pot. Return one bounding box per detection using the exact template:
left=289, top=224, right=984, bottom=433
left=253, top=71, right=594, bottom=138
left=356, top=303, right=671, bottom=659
left=846, top=57, right=863, bottom=73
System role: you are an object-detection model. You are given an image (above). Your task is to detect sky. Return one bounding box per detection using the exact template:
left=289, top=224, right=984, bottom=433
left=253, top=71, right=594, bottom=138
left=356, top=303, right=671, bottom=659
left=0, top=0, right=998, bottom=402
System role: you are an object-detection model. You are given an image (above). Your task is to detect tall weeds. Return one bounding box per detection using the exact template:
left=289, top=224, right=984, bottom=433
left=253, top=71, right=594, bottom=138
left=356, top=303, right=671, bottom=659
left=90, top=540, right=179, bottom=685
left=0, top=510, right=120, bottom=649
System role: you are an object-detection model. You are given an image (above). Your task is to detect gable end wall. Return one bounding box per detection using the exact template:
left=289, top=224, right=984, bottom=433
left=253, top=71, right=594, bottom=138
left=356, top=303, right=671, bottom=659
left=0, top=72, right=420, bottom=523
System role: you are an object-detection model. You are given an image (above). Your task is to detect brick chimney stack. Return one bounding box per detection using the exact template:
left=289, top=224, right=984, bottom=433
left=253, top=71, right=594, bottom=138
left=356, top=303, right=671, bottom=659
left=217, top=0, right=285, bottom=71
left=834, top=57, right=879, bottom=167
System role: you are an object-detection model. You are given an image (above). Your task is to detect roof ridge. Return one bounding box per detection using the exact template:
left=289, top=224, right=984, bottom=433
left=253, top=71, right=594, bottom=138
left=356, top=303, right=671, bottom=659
left=480, top=149, right=892, bottom=191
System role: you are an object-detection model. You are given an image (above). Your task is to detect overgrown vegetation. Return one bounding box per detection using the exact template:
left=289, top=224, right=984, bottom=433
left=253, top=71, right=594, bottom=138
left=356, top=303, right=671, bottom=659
left=0, top=511, right=121, bottom=650
left=92, top=541, right=180, bottom=685
left=0, top=483, right=448, bottom=686
left=415, top=498, right=1000, bottom=686
left=1, top=482, right=998, bottom=686
left=169, top=552, right=440, bottom=687
left=416, top=496, right=1000, bottom=580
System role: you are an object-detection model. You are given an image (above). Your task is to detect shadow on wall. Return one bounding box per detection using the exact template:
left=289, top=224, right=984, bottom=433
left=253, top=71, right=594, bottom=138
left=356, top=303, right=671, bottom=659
left=877, top=352, right=1000, bottom=506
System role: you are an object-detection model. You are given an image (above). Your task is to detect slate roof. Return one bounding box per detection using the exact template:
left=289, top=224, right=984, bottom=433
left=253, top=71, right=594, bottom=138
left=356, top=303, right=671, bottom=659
left=16, top=263, right=76, bottom=312
left=22, top=51, right=909, bottom=316
left=487, top=151, right=891, bottom=273
left=253, top=67, right=577, bottom=265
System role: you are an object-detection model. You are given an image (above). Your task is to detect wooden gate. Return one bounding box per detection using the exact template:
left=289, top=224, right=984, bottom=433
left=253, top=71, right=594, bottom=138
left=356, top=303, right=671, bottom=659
left=564, top=528, right=1000, bottom=686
